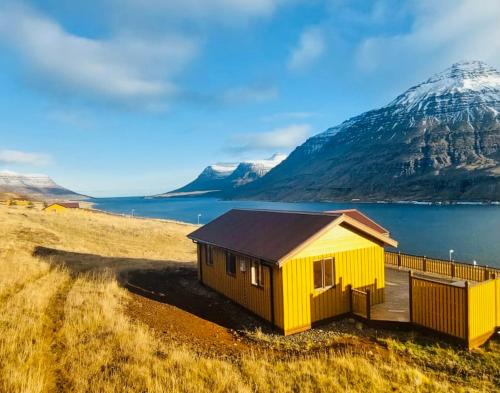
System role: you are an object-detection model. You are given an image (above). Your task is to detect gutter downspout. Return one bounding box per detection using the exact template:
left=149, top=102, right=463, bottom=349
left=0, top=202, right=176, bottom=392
left=269, top=265, right=275, bottom=328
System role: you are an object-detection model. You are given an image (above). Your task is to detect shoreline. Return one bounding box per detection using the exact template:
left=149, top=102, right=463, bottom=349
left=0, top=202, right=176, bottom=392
left=87, top=206, right=198, bottom=227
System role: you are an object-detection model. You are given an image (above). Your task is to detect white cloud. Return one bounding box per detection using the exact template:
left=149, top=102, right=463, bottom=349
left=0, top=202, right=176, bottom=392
left=356, top=0, right=500, bottom=75
left=0, top=3, right=198, bottom=108
left=221, top=85, right=279, bottom=104
left=227, top=124, right=312, bottom=153
left=288, top=26, right=326, bottom=71
left=0, top=149, right=52, bottom=166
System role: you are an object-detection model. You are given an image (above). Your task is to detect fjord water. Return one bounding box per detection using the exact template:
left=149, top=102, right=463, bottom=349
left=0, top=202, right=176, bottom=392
left=93, top=196, right=500, bottom=268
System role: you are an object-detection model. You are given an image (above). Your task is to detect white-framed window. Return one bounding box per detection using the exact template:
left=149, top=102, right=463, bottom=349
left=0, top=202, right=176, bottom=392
left=313, top=258, right=335, bottom=289
left=251, top=260, right=264, bottom=287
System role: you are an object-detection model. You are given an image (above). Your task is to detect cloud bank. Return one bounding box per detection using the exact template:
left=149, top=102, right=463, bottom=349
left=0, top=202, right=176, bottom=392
left=356, top=0, right=500, bottom=75
left=288, top=26, right=325, bottom=71
left=0, top=149, right=52, bottom=166
left=0, top=3, right=199, bottom=109
left=227, top=124, right=311, bottom=153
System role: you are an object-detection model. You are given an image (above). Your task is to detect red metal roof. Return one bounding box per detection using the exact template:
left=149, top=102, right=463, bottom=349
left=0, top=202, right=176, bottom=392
left=324, top=209, right=389, bottom=235
left=188, top=209, right=393, bottom=263
left=49, top=202, right=80, bottom=209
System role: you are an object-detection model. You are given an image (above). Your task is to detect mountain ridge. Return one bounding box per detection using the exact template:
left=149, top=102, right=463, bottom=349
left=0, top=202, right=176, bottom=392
left=0, top=170, right=88, bottom=201
left=157, top=154, right=286, bottom=197
left=230, top=61, right=500, bottom=202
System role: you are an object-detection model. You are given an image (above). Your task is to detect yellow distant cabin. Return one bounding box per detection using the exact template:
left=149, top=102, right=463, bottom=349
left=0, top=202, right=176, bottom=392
left=7, top=199, right=32, bottom=207
left=188, top=209, right=398, bottom=335
left=44, top=202, right=80, bottom=212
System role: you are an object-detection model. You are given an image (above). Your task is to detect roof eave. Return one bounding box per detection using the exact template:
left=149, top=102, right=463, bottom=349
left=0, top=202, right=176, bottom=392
left=188, top=236, right=278, bottom=266
left=340, top=215, right=398, bottom=248
left=276, top=214, right=398, bottom=266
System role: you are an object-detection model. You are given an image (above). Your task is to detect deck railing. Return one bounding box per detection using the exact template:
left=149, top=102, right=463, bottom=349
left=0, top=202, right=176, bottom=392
left=350, top=287, right=371, bottom=320
left=386, top=251, right=500, bottom=282
left=410, top=272, right=500, bottom=348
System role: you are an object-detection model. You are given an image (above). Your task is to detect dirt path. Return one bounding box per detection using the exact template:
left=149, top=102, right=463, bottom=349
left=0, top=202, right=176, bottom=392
left=45, top=278, right=74, bottom=393
left=123, top=266, right=396, bottom=360
left=124, top=267, right=263, bottom=358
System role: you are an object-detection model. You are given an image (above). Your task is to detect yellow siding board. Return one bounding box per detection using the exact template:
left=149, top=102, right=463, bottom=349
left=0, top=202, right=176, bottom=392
left=199, top=245, right=272, bottom=322
left=468, top=279, right=498, bottom=344
left=282, top=244, right=385, bottom=333
left=293, top=224, right=380, bottom=259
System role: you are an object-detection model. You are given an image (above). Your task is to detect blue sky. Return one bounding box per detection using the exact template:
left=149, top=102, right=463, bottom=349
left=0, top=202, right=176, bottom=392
left=1, top=0, right=500, bottom=196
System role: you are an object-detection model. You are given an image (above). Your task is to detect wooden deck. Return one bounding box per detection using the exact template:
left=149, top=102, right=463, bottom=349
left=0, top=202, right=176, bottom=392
left=371, top=267, right=470, bottom=323
left=371, top=268, right=410, bottom=322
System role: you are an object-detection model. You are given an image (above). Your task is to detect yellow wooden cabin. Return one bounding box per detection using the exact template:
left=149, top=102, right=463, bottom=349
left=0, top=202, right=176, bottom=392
left=188, top=209, right=398, bottom=335
left=44, top=202, right=80, bottom=212
left=7, top=199, right=32, bottom=207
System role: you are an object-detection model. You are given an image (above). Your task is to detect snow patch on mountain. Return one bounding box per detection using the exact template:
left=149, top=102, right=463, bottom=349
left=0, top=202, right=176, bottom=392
left=163, top=153, right=287, bottom=195
left=243, top=153, right=287, bottom=169
left=0, top=170, right=57, bottom=188
left=0, top=170, right=85, bottom=200
left=389, top=61, right=500, bottom=116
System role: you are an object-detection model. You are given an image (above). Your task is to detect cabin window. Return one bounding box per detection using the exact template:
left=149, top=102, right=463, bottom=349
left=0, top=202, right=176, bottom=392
left=226, top=252, right=236, bottom=276
left=314, top=258, right=335, bottom=289
left=251, top=260, right=264, bottom=287
left=205, top=245, right=214, bottom=266
left=313, top=261, right=323, bottom=289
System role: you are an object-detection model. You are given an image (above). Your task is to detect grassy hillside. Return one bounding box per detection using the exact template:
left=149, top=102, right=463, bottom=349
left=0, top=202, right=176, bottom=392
left=0, top=205, right=498, bottom=392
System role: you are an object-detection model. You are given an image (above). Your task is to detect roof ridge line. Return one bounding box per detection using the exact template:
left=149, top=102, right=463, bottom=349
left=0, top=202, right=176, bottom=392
left=230, top=208, right=340, bottom=216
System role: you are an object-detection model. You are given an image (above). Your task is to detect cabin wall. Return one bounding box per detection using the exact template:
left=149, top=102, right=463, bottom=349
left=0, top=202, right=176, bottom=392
left=44, top=204, right=66, bottom=213
left=198, top=243, right=273, bottom=323
left=280, top=243, right=385, bottom=335
left=293, top=224, right=377, bottom=258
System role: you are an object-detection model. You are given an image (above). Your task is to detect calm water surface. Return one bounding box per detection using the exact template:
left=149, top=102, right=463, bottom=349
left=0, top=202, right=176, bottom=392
left=92, top=197, right=500, bottom=267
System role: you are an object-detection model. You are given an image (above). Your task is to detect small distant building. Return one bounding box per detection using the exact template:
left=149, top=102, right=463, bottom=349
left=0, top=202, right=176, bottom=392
left=7, top=199, right=32, bottom=207
left=188, top=209, right=397, bottom=335
left=44, top=202, right=80, bottom=212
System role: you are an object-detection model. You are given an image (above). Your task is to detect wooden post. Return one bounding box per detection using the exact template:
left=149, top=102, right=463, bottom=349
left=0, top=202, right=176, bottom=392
left=423, top=256, right=427, bottom=272
left=348, top=284, right=353, bottom=312
left=464, top=281, right=470, bottom=348
left=451, top=263, right=455, bottom=278
left=484, top=267, right=489, bottom=281
left=197, top=243, right=203, bottom=283
left=494, top=274, right=498, bottom=331
left=398, top=252, right=401, bottom=268
left=409, top=270, right=413, bottom=323
left=366, top=289, right=371, bottom=320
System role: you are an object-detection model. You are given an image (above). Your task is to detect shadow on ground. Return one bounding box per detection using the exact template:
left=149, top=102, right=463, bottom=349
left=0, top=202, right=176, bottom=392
left=33, top=246, right=267, bottom=333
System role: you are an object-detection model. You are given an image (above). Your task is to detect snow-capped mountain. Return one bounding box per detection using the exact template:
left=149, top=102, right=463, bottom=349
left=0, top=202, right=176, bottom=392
left=233, top=61, right=500, bottom=202
left=160, top=154, right=286, bottom=196
left=0, top=170, right=86, bottom=200
left=226, top=154, right=286, bottom=187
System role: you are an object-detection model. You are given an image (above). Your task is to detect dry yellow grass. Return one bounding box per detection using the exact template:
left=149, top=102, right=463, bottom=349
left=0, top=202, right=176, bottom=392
left=0, top=204, right=498, bottom=392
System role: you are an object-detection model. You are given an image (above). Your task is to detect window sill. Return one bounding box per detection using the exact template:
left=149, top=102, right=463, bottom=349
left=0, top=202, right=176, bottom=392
left=314, top=285, right=335, bottom=293
left=251, top=283, right=264, bottom=289
left=226, top=272, right=236, bottom=277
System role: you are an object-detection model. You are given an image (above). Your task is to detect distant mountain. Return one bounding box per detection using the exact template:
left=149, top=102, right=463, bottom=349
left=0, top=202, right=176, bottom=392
left=0, top=170, right=87, bottom=201
left=232, top=61, right=500, bottom=202
left=158, top=154, right=286, bottom=197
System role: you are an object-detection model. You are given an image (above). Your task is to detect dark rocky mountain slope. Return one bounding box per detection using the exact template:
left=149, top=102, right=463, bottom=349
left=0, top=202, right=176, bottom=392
left=232, top=61, right=500, bottom=202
